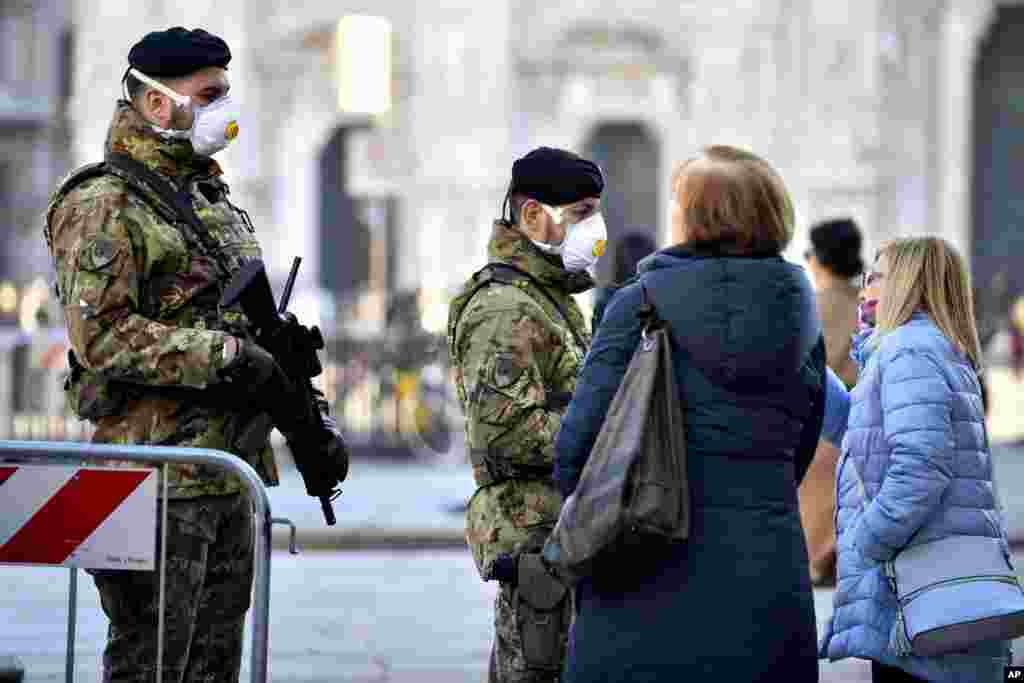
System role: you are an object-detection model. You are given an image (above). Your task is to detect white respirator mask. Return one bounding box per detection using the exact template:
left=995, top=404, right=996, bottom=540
left=129, top=68, right=240, bottom=157
left=539, top=204, right=607, bottom=278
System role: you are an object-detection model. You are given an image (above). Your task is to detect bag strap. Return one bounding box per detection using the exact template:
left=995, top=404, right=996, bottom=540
left=636, top=281, right=669, bottom=334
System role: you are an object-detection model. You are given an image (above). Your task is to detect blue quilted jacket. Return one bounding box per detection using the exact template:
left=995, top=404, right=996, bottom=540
left=819, top=312, right=1012, bottom=680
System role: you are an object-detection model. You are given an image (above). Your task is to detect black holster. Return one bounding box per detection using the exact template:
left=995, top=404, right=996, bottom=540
left=514, top=553, right=570, bottom=671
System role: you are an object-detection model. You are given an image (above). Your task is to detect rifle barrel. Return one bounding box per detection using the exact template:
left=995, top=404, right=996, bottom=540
left=279, top=257, right=302, bottom=314
left=320, top=495, right=336, bottom=525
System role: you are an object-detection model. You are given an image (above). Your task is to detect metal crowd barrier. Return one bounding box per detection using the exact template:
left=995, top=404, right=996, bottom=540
left=0, top=440, right=288, bottom=683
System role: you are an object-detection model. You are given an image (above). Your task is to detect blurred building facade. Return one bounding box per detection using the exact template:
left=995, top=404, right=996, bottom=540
left=62, top=1, right=1021, bottom=313
left=0, top=0, right=75, bottom=438
left=6, top=0, right=1024, bottom=443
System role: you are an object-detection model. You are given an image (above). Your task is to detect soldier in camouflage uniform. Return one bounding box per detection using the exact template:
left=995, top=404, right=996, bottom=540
left=43, top=28, right=342, bottom=683
left=448, top=147, right=606, bottom=682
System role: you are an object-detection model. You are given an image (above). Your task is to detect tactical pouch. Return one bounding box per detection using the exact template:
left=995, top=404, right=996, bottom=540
left=515, top=553, right=569, bottom=671
left=63, top=351, right=128, bottom=420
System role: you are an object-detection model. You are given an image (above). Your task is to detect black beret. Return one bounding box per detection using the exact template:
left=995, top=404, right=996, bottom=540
left=128, top=27, right=231, bottom=79
left=510, top=147, right=604, bottom=206
left=809, top=218, right=864, bottom=277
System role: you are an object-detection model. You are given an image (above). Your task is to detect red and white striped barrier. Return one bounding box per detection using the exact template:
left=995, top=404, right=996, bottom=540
left=0, top=465, right=157, bottom=570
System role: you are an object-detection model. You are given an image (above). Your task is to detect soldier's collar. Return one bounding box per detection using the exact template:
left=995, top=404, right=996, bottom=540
left=486, top=220, right=594, bottom=294
left=104, top=100, right=221, bottom=179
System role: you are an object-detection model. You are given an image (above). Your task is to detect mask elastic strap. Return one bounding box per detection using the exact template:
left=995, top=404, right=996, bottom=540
left=501, top=179, right=515, bottom=223
left=120, top=67, right=132, bottom=101
left=541, top=203, right=564, bottom=224
left=128, top=68, right=190, bottom=108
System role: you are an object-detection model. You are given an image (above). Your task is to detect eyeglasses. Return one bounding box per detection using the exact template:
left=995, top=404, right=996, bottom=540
left=862, top=270, right=886, bottom=288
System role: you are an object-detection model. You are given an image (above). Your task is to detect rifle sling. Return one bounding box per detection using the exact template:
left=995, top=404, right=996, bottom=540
left=104, top=152, right=231, bottom=278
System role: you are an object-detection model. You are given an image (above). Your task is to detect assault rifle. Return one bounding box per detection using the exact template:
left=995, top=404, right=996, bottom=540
left=221, top=257, right=349, bottom=525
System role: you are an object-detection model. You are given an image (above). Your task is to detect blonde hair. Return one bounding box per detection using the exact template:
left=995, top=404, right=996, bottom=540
left=874, top=236, right=982, bottom=370
left=671, top=145, right=795, bottom=254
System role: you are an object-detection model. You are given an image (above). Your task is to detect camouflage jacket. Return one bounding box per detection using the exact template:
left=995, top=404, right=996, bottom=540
left=448, top=220, right=592, bottom=579
left=43, top=101, right=276, bottom=499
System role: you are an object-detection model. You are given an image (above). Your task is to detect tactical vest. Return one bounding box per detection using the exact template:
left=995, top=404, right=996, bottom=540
left=47, top=152, right=255, bottom=420
left=449, top=263, right=588, bottom=486
left=447, top=263, right=587, bottom=361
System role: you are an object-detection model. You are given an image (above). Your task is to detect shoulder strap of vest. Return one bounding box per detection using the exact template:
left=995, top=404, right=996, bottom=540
left=103, top=152, right=228, bottom=274
left=486, top=263, right=588, bottom=352
left=48, top=154, right=222, bottom=269
left=44, top=162, right=113, bottom=251
left=450, top=262, right=587, bottom=356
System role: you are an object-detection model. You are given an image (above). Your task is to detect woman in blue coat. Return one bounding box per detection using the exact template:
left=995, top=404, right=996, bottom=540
left=554, top=146, right=826, bottom=682
left=819, top=236, right=1012, bottom=681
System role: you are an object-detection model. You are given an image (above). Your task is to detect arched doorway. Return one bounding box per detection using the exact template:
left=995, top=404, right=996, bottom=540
left=584, top=122, right=660, bottom=285
left=972, top=6, right=1024, bottom=335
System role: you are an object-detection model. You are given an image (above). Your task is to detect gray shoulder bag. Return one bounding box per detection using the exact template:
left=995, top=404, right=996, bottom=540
left=542, top=283, right=689, bottom=584
left=844, top=449, right=1024, bottom=656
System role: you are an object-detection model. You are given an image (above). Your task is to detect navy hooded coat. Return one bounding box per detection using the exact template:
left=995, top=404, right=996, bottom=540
left=555, top=245, right=824, bottom=682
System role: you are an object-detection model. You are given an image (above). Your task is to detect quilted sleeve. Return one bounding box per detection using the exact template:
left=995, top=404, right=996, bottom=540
left=821, top=366, right=850, bottom=447
left=854, top=348, right=955, bottom=561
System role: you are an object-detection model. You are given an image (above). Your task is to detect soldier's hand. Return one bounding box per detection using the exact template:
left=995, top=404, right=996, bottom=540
left=317, top=408, right=350, bottom=485
left=282, top=396, right=350, bottom=489
left=219, top=337, right=278, bottom=388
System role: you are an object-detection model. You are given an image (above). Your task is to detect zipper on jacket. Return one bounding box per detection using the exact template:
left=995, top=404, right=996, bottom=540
left=833, top=453, right=848, bottom=535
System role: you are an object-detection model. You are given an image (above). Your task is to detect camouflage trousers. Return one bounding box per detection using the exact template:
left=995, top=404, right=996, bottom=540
left=90, top=493, right=254, bottom=683
left=489, top=580, right=572, bottom=683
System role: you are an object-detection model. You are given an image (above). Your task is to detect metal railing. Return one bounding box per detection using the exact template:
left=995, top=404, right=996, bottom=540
left=0, top=440, right=287, bottom=683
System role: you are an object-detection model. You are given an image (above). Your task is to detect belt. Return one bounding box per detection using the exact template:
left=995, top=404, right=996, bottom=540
left=469, top=448, right=554, bottom=487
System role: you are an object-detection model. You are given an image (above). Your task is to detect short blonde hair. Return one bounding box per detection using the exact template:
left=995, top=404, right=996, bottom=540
left=671, top=145, right=795, bottom=254
left=875, top=236, right=982, bottom=370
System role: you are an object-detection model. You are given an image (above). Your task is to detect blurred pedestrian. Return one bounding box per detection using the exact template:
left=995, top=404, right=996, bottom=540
left=1010, top=295, right=1024, bottom=381
left=804, top=218, right=863, bottom=386
left=591, top=232, right=657, bottom=334
left=43, top=27, right=347, bottom=682
left=554, top=146, right=824, bottom=682
left=447, top=146, right=605, bottom=682
left=819, top=236, right=1011, bottom=681
left=799, top=217, right=864, bottom=586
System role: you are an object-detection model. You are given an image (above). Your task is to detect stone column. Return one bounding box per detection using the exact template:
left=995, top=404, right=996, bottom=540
left=936, top=0, right=998, bottom=258
left=400, top=1, right=514, bottom=293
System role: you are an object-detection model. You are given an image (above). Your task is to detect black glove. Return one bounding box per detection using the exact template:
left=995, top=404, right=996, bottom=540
left=491, top=552, right=519, bottom=586
left=221, top=338, right=311, bottom=437
left=281, top=392, right=350, bottom=491
left=219, top=338, right=278, bottom=388
left=311, top=397, right=350, bottom=485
